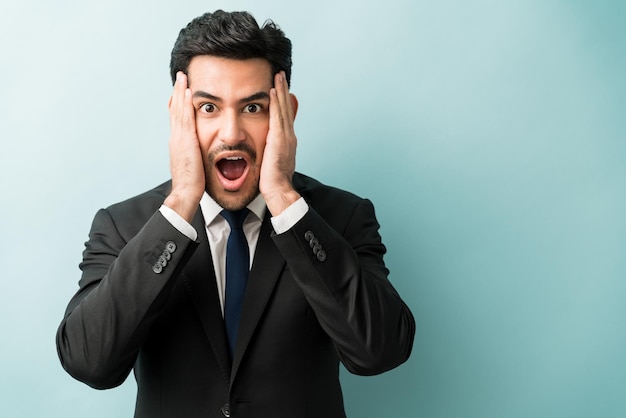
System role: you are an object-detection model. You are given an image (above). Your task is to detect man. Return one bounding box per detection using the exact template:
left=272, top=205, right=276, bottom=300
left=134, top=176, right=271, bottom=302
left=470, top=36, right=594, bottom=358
left=56, top=10, right=415, bottom=418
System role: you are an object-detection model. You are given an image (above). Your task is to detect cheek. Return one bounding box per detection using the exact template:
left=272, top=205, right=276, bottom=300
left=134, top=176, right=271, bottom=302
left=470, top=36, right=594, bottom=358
left=195, top=120, right=217, bottom=150
left=248, top=123, right=269, bottom=157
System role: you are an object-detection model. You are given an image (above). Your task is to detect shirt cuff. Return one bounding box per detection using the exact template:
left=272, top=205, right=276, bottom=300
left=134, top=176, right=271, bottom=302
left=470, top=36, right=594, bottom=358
left=159, top=205, right=198, bottom=241
left=270, top=197, right=309, bottom=234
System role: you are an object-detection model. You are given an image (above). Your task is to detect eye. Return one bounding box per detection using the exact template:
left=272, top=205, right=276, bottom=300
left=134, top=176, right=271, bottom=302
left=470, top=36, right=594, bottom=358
left=243, top=104, right=261, bottom=113
left=200, top=103, right=216, bottom=113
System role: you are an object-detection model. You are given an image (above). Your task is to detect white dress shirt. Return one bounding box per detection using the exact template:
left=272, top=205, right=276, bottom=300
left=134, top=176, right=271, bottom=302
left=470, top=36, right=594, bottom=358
left=159, top=194, right=308, bottom=314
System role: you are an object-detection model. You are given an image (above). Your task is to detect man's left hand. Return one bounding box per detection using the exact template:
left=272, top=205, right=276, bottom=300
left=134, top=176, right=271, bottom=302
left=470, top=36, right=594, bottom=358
left=260, top=71, right=301, bottom=216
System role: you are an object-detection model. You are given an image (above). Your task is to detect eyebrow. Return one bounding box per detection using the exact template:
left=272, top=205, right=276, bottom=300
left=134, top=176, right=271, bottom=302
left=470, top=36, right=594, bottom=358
left=193, top=90, right=270, bottom=104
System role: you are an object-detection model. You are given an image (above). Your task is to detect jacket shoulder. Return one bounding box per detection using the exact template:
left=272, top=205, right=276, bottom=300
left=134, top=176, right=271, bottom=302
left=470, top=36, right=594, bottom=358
left=292, top=172, right=372, bottom=228
left=293, top=172, right=364, bottom=204
left=101, top=180, right=172, bottom=229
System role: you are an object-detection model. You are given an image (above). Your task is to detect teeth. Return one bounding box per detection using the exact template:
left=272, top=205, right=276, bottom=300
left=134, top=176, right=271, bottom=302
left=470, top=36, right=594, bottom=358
left=225, top=156, right=243, bottom=160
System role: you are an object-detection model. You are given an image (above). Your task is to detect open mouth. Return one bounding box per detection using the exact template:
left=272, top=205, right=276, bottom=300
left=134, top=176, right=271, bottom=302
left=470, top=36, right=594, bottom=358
left=210, top=144, right=257, bottom=192
left=217, top=156, right=247, bottom=181
left=214, top=153, right=252, bottom=192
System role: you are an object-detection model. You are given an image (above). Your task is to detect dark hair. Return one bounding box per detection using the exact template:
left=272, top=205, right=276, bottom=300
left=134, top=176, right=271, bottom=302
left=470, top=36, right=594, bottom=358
left=169, top=10, right=292, bottom=85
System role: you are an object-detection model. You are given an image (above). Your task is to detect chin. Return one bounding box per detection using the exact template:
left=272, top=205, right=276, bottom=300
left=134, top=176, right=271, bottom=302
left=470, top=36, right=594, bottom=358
left=210, top=186, right=260, bottom=211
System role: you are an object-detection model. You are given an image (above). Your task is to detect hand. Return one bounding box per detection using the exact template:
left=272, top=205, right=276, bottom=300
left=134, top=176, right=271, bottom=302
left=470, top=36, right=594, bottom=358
left=163, top=71, right=205, bottom=222
left=260, top=71, right=301, bottom=216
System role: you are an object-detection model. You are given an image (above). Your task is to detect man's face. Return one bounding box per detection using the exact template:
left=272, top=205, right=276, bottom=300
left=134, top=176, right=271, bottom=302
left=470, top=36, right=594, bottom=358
left=187, top=55, right=273, bottom=210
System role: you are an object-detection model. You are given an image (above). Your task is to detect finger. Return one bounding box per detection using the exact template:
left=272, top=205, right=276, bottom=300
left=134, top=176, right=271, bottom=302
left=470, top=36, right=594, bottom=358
left=269, top=84, right=283, bottom=135
left=272, top=72, right=286, bottom=127
left=170, top=72, right=182, bottom=108
left=170, top=72, right=194, bottom=139
left=275, top=71, right=294, bottom=127
left=280, top=72, right=295, bottom=123
left=171, top=72, right=189, bottom=114
left=182, top=87, right=196, bottom=138
left=169, top=73, right=182, bottom=131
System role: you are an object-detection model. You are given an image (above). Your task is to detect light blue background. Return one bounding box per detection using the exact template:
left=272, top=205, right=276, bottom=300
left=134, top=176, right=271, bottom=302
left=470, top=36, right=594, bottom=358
left=1, top=0, right=625, bottom=417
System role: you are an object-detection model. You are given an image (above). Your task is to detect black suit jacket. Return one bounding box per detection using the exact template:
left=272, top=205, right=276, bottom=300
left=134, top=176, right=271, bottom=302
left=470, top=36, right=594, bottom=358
left=57, top=173, right=415, bottom=418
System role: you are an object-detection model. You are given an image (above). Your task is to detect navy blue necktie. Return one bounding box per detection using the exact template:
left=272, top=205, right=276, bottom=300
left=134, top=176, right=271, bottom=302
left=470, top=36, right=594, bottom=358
left=221, top=209, right=250, bottom=357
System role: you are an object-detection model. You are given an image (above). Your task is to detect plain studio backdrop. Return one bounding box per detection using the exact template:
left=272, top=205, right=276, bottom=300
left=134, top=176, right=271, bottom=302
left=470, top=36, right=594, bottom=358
left=1, top=1, right=625, bottom=417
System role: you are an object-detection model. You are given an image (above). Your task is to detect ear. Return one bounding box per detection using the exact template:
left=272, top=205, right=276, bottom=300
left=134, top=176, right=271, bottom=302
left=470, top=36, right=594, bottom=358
left=289, top=93, right=299, bottom=120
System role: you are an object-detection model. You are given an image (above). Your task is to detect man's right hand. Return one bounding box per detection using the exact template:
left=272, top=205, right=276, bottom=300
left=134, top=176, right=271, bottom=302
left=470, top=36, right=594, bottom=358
left=164, top=71, right=205, bottom=223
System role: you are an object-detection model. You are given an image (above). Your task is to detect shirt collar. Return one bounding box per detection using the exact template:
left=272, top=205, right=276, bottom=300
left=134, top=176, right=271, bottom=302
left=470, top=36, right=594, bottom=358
left=199, top=192, right=266, bottom=227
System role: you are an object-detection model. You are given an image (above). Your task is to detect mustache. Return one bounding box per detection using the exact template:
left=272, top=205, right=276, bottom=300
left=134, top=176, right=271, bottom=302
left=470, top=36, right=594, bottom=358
left=208, top=143, right=257, bottom=162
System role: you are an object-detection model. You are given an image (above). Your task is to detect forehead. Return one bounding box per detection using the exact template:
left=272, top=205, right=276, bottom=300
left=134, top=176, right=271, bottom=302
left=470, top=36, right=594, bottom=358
left=187, top=56, right=273, bottom=95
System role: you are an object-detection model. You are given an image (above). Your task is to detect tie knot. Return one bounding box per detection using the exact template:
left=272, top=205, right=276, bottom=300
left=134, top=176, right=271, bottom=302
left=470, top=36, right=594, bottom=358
left=221, top=208, right=249, bottom=230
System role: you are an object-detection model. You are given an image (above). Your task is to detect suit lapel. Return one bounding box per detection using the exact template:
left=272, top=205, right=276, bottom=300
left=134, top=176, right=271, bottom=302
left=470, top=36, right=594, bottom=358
left=181, top=208, right=231, bottom=384
left=230, top=211, right=285, bottom=383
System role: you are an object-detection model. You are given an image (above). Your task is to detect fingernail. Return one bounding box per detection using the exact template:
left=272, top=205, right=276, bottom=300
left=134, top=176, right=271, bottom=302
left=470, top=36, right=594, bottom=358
left=176, top=71, right=182, bottom=81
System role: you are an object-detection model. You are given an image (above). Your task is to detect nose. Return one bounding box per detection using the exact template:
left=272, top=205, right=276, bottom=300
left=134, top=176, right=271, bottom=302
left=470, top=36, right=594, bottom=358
left=218, top=112, right=245, bottom=145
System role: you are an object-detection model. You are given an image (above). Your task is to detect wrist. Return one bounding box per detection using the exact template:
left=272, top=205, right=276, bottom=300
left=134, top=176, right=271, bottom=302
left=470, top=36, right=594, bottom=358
left=164, top=191, right=201, bottom=223
left=262, top=188, right=301, bottom=217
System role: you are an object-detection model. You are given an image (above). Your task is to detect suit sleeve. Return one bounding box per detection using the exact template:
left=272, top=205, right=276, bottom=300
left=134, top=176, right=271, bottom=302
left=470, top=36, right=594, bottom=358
left=271, top=198, right=415, bottom=375
left=56, top=209, right=198, bottom=389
